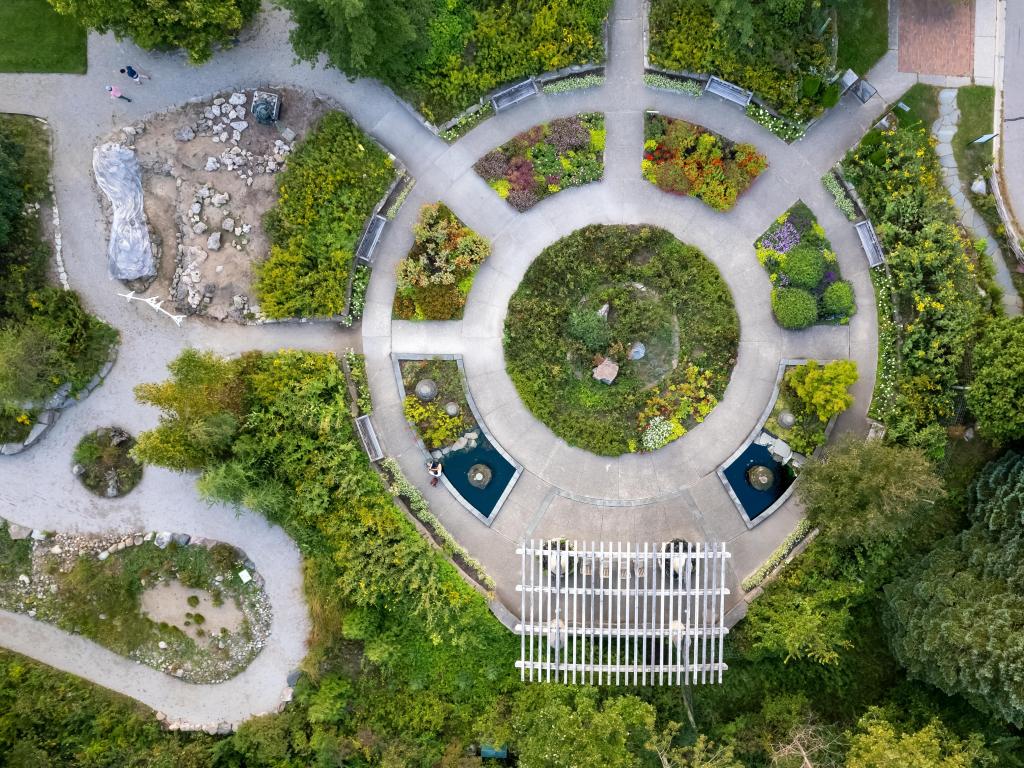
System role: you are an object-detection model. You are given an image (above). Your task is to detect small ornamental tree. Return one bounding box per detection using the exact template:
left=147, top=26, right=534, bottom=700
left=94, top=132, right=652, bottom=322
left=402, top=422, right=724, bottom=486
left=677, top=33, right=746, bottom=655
left=48, top=0, right=259, bottom=63
left=845, top=708, right=984, bottom=768
left=788, top=359, right=858, bottom=423
left=966, top=316, right=1024, bottom=442
left=798, top=435, right=945, bottom=551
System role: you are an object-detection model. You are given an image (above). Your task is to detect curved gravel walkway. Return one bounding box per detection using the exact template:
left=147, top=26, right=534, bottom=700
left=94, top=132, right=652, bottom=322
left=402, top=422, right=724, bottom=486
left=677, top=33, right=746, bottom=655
left=0, top=0, right=913, bottom=724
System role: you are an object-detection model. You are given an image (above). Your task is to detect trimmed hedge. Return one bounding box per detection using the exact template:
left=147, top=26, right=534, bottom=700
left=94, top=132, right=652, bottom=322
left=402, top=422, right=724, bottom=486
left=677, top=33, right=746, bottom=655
left=772, top=287, right=819, bottom=329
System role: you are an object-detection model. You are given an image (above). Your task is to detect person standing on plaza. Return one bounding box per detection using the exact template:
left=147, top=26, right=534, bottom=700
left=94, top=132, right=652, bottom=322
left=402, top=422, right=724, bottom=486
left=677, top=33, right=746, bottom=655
left=105, top=85, right=131, bottom=102
left=120, top=65, right=150, bottom=85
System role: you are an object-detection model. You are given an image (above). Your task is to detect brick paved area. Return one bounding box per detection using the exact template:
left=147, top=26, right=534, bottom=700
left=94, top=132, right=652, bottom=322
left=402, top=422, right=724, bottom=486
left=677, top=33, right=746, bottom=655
left=899, top=0, right=975, bottom=76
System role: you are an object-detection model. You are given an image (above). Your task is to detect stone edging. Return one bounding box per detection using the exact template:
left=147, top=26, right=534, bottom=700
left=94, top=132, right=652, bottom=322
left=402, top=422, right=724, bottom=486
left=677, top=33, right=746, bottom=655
left=1, top=345, right=119, bottom=456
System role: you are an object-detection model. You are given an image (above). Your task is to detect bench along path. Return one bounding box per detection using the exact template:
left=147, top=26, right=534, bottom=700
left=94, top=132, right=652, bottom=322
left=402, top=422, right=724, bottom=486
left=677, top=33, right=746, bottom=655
left=0, top=0, right=912, bottom=724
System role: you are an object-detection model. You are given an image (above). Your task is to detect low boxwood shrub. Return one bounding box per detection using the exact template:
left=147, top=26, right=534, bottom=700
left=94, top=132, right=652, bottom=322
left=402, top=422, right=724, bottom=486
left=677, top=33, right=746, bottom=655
left=784, top=243, right=826, bottom=289
left=772, top=287, right=818, bottom=329
left=823, top=280, right=855, bottom=316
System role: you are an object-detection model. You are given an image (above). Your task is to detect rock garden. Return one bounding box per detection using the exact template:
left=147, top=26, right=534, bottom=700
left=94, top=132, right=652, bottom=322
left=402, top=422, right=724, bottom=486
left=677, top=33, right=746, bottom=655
left=474, top=113, right=605, bottom=211
left=756, top=201, right=856, bottom=329
left=72, top=427, right=143, bottom=497
left=643, top=114, right=767, bottom=211
left=504, top=224, right=739, bottom=455
left=393, top=204, right=490, bottom=320
left=100, top=88, right=396, bottom=322
left=0, top=521, right=270, bottom=684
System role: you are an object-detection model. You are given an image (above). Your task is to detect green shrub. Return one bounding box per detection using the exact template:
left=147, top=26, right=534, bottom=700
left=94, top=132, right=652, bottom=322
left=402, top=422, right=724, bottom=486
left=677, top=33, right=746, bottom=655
left=821, top=82, right=841, bottom=108
left=257, top=112, right=394, bottom=319
left=802, top=75, right=822, bottom=98
left=822, top=280, right=855, bottom=317
left=772, top=287, right=818, bottom=329
left=783, top=243, right=825, bottom=289
left=568, top=307, right=612, bottom=351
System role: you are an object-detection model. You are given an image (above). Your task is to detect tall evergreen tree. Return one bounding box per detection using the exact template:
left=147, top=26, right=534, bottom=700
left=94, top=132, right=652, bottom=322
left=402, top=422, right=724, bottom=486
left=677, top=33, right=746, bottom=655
left=884, top=452, right=1024, bottom=727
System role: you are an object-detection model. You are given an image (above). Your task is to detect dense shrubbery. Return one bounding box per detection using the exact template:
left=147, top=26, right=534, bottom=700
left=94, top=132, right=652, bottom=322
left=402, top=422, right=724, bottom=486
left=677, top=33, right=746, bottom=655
left=843, top=117, right=989, bottom=458
left=504, top=225, right=738, bottom=455
left=966, top=317, right=1024, bottom=443
left=0, top=118, right=116, bottom=442
left=474, top=113, right=605, bottom=211
left=48, top=0, right=257, bottom=63
left=643, top=114, right=766, bottom=211
left=648, top=0, right=834, bottom=121
left=765, top=360, right=857, bottom=455
left=256, top=112, right=395, bottom=319
left=393, top=204, right=489, bottom=320
left=281, top=0, right=610, bottom=122
left=756, top=201, right=855, bottom=328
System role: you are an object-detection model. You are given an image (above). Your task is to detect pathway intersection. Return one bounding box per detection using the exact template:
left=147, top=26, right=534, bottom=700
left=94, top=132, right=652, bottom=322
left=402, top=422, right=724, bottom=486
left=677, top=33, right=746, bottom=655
left=0, top=0, right=919, bottom=726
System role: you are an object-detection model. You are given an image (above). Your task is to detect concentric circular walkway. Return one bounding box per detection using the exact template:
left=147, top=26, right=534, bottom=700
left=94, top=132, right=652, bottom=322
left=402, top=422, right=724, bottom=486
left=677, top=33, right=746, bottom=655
left=0, top=0, right=915, bottom=725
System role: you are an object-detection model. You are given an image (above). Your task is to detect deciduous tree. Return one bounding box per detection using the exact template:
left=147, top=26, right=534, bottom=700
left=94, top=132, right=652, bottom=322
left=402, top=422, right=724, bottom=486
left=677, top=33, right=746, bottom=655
left=966, top=316, right=1024, bottom=442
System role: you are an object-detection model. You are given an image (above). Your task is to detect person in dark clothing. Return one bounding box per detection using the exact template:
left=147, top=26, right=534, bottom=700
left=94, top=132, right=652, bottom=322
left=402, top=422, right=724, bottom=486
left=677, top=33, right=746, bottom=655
left=120, top=65, right=150, bottom=85
left=427, top=460, right=443, bottom=487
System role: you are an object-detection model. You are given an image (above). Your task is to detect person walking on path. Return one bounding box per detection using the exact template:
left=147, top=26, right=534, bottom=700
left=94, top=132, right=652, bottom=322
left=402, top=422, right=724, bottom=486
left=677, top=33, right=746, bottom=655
left=105, top=85, right=131, bottom=102
left=427, top=460, right=443, bottom=487
left=120, top=65, right=150, bottom=85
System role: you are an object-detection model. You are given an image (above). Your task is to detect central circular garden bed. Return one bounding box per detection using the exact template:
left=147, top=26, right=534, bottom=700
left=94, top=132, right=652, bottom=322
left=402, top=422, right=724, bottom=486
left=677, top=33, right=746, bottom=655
left=504, top=225, right=739, bottom=455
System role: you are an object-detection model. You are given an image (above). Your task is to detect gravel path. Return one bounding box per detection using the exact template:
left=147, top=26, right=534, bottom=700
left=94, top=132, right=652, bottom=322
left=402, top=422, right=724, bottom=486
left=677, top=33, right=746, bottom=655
left=0, top=0, right=913, bottom=725
left=933, top=88, right=1021, bottom=315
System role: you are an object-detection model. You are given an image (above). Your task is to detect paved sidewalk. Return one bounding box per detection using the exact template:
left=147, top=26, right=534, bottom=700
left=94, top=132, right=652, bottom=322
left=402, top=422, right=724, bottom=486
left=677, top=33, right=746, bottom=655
left=1000, top=0, right=1024, bottom=235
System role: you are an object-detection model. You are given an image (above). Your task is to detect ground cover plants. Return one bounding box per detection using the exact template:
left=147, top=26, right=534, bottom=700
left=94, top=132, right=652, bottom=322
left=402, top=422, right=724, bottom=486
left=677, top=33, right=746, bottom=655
left=0, top=0, right=86, bottom=73
left=279, top=0, right=611, bottom=122
left=399, top=357, right=478, bottom=452
left=0, top=527, right=269, bottom=683
left=648, top=0, right=835, bottom=122
left=393, top=204, right=490, bottom=320
left=756, top=201, right=855, bottom=329
left=255, top=112, right=395, bottom=319
left=643, top=114, right=766, bottom=211
left=505, top=225, right=738, bottom=455
left=834, top=0, right=888, bottom=75
left=474, top=113, right=605, bottom=211
left=0, top=115, right=117, bottom=442
left=764, top=359, right=858, bottom=455
left=843, top=87, right=991, bottom=458
left=73, top=427, right=143, bottom=497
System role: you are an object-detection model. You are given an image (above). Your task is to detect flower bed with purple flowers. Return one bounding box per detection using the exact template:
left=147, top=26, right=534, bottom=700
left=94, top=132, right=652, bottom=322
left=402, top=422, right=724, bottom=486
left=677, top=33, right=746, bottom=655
left=755, top=201, right=855, bottom=329
left=473, top=113, right=605, bottom=211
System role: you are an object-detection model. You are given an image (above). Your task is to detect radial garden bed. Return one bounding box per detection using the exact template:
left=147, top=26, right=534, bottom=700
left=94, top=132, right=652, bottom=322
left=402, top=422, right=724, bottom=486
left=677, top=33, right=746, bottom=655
left=393, top=204, right=490, bottom=320
left=643, top=113, right=767, bottom=211
left=474, top=113, right=605, bottom=211
left=504, top=225, right=739, bottom=455
left=755, top=201, right=856, bottom=329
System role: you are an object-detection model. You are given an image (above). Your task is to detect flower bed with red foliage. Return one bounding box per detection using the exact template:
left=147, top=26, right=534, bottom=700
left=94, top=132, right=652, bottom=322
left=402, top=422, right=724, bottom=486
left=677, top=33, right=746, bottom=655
left=642, top=113, right=767, bottom=211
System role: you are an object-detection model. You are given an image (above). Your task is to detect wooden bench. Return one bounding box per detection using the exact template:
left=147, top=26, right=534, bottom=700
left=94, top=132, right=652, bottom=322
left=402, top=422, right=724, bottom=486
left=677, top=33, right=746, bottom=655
left=355, top=214, right=386, bottom=266
left=491, top=78, right=539, bottom=112
left=355, top=414, right=383, bottom=462
left=855, top=220, right=885, bottom=267
left=704, top=76, right=753, bottom=107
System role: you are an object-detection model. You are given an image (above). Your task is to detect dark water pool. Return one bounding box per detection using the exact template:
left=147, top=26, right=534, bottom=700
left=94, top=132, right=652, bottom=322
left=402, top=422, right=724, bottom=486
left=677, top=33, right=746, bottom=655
left=722, top=442, right=795, bottom=521
left=442, top=436, right=517, bottom=519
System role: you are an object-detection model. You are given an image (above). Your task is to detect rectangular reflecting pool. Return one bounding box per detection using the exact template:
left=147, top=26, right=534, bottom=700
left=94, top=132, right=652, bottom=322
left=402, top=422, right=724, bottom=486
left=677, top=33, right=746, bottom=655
left=721, top=442, right=796, bottom=522
left=441, top=435, right=518, bottom=520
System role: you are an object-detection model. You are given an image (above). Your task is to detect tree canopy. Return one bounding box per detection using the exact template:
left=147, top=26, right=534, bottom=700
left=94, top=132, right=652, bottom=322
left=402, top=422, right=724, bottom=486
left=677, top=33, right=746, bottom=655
left=884, top=452, right=1024, bottom=727
left=47, top=0, right=259, bottom=63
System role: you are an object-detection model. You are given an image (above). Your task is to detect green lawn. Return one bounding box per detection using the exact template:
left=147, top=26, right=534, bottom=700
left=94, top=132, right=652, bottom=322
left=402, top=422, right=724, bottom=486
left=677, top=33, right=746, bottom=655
left=0, top=0, right=86, bottom=74
left=836, top=0, right=889, bottom=75
left=895, top=83, right=940, bottom=131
